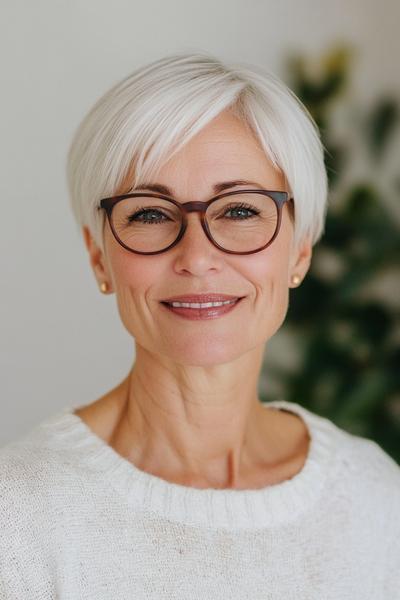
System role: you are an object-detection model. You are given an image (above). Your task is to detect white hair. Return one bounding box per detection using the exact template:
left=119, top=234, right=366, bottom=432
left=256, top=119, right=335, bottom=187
left=66, top=51, right=328, bottom=254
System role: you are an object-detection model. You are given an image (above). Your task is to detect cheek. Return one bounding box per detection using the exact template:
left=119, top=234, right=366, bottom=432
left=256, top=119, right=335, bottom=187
left=111, top=257, right=162, bottom=342
left=105, top=225, right=159, bottom=292
left=104, top=241, right=163, bottom=329
left=247, top=240, right=291, bottom=293
left=112, top=254, right=154, bottom=288
left=243, top=234, right=292, bottom=336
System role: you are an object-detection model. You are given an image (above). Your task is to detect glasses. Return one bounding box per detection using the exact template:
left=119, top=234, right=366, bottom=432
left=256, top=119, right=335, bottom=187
left=97, top=189, right=294, bottom=255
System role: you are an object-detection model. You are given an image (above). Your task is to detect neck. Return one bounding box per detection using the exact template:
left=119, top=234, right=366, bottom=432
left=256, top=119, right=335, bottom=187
left=106, top=344, right=298, bottom=489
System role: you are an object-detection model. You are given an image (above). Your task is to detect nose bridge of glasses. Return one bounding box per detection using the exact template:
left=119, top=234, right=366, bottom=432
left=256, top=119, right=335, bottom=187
left=177, top=201, right=216, bottom=249
left=180, top=200, right=209, bottom=214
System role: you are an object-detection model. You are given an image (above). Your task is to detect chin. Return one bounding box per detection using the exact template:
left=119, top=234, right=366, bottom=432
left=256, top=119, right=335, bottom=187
left=160, top=335, right=257, bottom=367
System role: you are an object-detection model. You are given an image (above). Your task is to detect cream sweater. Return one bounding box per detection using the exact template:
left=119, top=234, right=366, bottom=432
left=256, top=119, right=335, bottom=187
left=0, top=399, right=399, bottom=599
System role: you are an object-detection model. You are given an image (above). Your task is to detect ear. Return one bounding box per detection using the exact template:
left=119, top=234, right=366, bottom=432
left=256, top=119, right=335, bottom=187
left=288, top=234, right=313, bottom=288
left=82, top=226, right=113, bottom=293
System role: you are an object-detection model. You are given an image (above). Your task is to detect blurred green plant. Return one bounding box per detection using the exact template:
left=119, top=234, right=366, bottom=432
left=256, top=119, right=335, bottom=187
left=261, top=46, right=400, bottom=463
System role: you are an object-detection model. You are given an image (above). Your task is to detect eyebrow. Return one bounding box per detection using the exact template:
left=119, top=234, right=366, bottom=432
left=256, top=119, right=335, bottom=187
left=128, top=180, right=265, bottom=196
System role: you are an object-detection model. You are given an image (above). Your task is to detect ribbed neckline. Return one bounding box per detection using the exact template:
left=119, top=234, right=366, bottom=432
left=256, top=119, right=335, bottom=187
left=39, top=400, right=337, bottom=531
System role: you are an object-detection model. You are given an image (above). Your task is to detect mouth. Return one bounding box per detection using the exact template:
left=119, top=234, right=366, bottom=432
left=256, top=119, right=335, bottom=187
left=160, top=293, right=245, bottom=305
left=161, top=297, right=242, bottom=308
left=159, top=296, right=245, bottom=320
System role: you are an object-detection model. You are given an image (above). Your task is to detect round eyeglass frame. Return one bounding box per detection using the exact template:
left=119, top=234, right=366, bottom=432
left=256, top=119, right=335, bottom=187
left=97, top=189, right=294, bottom=256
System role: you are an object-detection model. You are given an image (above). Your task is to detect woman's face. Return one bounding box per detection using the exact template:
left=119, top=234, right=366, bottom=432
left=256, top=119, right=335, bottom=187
left=86, top=109, right=312, bottom=366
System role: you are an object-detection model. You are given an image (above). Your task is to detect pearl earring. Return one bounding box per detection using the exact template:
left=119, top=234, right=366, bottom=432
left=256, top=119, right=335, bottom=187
left=100, top=282, right=108, bottom=293
left=291, top=274, right=301, bottom=286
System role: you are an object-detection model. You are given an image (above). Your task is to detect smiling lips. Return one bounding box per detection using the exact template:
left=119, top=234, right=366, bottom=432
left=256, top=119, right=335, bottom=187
left=168, top=299, right=237, bottom=309
left=160, top=295, right=244, bottom=320
left=161, top=293, right=243, bottom=306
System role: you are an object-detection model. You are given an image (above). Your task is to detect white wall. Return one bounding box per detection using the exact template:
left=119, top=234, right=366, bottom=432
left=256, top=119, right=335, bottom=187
left=1, top=0, right=399, bottom=444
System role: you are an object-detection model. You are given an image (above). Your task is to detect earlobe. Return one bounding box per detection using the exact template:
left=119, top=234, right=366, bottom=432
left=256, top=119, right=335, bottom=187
left=290, top=274, right=302, bottom=287
left=290, top=235, right=313, bottom=285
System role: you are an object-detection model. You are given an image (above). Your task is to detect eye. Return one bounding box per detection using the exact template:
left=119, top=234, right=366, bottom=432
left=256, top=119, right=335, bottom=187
left=222, top=202, right=260, bottom=220
left=127, top=208, right=171, bottom=224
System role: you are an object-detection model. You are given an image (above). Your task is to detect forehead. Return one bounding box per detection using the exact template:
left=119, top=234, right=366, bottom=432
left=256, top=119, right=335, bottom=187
left=120, top=109, right=286, bottom=194
left=164, top=111, right=277, bottom=172
left=158, top=111, right=285, bottom=193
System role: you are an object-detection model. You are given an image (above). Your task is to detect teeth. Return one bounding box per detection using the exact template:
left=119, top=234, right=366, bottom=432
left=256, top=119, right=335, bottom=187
left=169, top=299, right=237, bottom=308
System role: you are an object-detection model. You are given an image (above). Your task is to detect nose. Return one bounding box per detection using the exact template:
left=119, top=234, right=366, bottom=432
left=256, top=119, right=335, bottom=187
left=171, top=212, right=223, bottom=273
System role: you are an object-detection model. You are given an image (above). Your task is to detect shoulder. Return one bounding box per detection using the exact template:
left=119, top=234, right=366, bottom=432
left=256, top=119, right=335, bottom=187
left=292, top=402, right=400, bottom=512
left=286, top=401, right=400, bottom=491
left=0, top=427, right=73, bottom=595
left=0, top=417, right=95, bottom=527
left=0, top=429, right=57, bottom=494
left=0, top=432, right=61, bottom=522
left=0, top=416, right=101, bottom=585
left=334, top=424, right=400, bottom=484
left=324, top=417, right=400, bottom=514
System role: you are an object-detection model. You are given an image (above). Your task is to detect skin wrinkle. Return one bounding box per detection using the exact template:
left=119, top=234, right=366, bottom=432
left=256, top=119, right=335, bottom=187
left=80, top=109, right=312, bottom=490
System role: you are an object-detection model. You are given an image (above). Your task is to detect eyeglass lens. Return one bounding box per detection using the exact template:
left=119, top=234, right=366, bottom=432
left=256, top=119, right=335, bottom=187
left=110, top=193, right=279, bottom=253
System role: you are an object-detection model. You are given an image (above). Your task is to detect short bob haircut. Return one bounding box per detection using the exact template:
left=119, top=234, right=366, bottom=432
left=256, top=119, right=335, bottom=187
left=66, top=51, right=328, bottom=255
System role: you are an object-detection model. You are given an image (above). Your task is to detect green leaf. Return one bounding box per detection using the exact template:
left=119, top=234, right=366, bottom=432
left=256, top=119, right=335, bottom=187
left=365, top=98, right=399, bottom=160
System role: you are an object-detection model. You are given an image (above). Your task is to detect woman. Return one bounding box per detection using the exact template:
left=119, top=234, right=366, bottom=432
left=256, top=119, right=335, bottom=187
left=1, top=52, right=399, bottom=598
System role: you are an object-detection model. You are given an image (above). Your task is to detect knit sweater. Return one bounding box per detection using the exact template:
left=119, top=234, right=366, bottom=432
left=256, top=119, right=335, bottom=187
left=0, top=399, right=399, bottom=599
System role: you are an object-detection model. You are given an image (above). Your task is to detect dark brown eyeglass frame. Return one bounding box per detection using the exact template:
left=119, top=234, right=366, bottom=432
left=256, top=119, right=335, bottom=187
left=97, top=189, right=294, bottom=256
